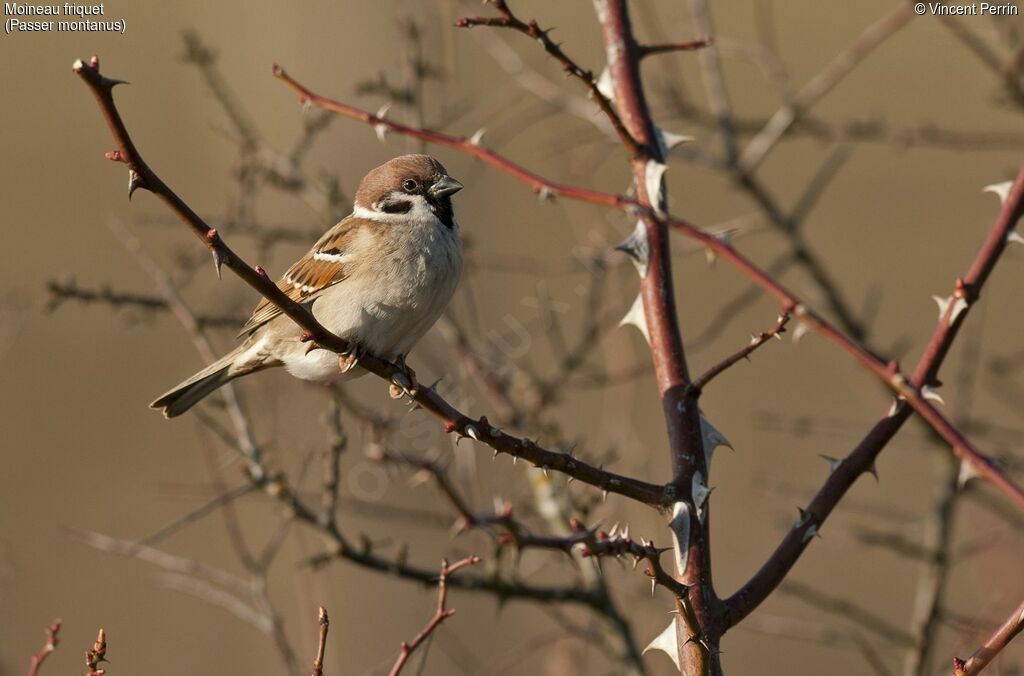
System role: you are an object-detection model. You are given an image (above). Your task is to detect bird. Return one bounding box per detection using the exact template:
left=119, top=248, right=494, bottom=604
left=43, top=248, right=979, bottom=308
left=151, top=154, right=464, bottom=418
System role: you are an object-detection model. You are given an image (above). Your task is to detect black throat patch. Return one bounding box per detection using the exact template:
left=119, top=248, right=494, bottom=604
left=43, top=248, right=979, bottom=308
left=427, top=195, right=455, bottom=229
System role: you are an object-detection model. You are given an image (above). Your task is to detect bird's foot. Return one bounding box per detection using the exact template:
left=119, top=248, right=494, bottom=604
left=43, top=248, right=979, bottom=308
left=389, top=354, right=418, bottom=399
left=337, top=340, right=367, bottom=374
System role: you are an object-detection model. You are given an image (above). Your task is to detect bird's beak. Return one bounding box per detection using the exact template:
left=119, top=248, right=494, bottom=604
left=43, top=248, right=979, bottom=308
left=430, top=175, right=464, bottom=198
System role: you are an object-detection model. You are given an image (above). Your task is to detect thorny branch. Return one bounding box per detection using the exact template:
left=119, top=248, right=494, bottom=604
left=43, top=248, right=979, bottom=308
left=686, top=311, right=790, bottom=396
left=372, top=448, right=686, bottom=598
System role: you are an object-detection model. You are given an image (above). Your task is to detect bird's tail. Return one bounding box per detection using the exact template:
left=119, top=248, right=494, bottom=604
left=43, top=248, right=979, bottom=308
left=150, top=346, right=247, bottom=418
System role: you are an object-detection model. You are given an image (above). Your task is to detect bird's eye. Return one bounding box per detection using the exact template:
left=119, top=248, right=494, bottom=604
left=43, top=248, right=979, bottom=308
left=402, top=179, right=418, bottom=192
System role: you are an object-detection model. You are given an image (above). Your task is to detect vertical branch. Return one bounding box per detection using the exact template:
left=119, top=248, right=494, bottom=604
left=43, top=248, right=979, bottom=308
left=593, top=1, right=718, bottom=672
left=311, top=607, right=329, bottom=676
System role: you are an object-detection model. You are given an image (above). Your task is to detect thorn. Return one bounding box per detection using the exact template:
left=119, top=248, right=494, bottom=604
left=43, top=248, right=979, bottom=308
left=651, top=578, right=657, bottom=597
left=818, top=454, right=842, bottom=475
left=373, top=104, right=391, bottom=142
left=791, top=320, right=810, bottom=343
left=867, top=462, right=879, bottom=481
left=127, top=169, right=144, bottom=199
left=615, top=221, right=649, bottom=277
left=469, top=128, right=486, bottom=146
left=932, top=294, right=969, bottom=323
left=982, top=180, right=1013, bottom=204
left=104, top=150, right=126, bottom=163
left=255, top=265, right=269, bottom=277
left=921, top=384, right=945, bottom=406
left=211, top=249, right=225, bottom=280
left=101, top=76, right=129, bottom=89
left=535, top=185, right=555, bottom=201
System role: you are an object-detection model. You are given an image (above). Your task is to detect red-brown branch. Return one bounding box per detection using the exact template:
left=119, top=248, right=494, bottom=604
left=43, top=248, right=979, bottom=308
left=593, top=2, right=719, bottom=671
left=687, top=310, right=791, bottom=396
left=72, top=55, right=666, bottom=507
left=388, top=557, right=480, bottom=676
left=724, top=169, right=1024, bottom=628
left=27, top=619, right=61, bottom=676
left=954, top=597, right=1024, bottom=675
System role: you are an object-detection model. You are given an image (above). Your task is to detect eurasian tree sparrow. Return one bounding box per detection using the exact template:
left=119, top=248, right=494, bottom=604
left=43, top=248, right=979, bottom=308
left=151, top=154, right=464, bottom=417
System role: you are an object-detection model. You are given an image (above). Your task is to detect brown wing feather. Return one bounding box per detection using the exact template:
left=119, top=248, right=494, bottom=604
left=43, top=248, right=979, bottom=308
left=237, top=215, right=369, bottom=336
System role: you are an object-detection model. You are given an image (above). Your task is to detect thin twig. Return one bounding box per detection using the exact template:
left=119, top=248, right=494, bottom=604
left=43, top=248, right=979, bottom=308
left=26, top=619, right=61, bottom=676
left=388, top=557, right=481, bottom=676
left=686, top=311, right=790, bottom=396
left=311, top=606, right=329, bottom=676
left=638, top=37, right=712, bottom=58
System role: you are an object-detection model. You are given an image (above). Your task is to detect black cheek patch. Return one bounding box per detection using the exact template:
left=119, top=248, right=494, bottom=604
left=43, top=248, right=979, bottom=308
left=380, top=199, right=413, bottom=214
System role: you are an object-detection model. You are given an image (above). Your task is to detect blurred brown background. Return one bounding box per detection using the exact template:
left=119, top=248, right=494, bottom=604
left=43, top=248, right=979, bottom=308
left=1, top=1, right=1023, bottom=674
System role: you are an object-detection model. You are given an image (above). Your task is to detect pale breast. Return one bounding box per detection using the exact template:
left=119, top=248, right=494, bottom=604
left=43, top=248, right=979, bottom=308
left=308, top=217, right=462, bottom=361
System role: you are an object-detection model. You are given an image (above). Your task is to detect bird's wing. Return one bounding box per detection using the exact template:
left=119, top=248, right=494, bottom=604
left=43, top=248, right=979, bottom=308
left=238, top=214, right=372, bottom=336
